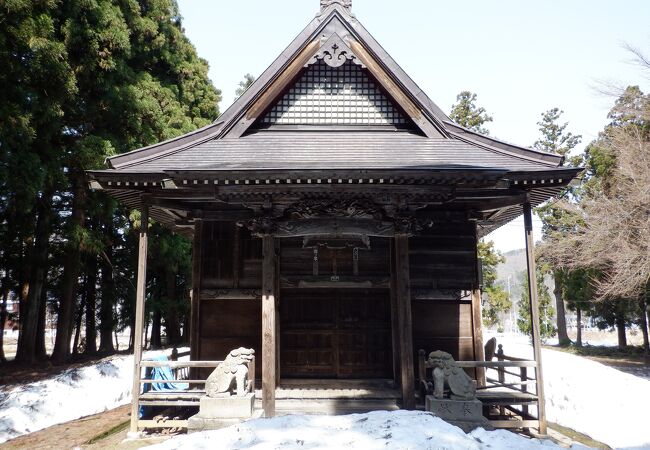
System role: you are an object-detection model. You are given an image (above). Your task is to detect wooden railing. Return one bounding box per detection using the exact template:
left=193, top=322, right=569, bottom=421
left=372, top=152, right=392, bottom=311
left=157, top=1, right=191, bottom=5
left=418, top=348, right=542, bottom=431
left=135, top=354, right=255, bottom=430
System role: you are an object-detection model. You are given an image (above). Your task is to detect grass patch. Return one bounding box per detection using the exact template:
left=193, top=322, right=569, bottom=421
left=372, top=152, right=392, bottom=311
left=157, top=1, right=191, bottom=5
left=84, top=419, right=130, bottom=445
left=549, top=422, right=611, bottom=449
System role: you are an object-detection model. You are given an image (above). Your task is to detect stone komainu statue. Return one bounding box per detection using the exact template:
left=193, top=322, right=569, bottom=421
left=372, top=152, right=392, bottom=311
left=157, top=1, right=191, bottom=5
left=427, top=350, right=476, bottom=400
left=205, top=348, right=255, bottom=398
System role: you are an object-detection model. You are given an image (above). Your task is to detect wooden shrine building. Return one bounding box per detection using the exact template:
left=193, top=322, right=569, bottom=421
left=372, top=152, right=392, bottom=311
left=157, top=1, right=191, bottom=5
left=88, top=0, right=580, bottom=434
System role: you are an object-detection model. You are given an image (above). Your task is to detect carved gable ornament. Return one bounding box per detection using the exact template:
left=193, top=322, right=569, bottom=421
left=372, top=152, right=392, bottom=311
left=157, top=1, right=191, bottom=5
left=308, top=33, right=365, bottom=69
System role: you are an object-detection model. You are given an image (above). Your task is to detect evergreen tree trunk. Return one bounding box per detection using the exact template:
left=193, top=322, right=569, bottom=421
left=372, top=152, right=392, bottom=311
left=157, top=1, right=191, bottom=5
left=164, top=269, right=180, bottom=346
left=150, top=309, right=162, bottom=349
left=0, top=279, right=9, bottom=363
left=639, top=296, right=649, bottom=358
left=35, top=285, right=48, bottom=360
left=16, top=192, right=53, bottom=364
left=16, top=277, right=29, bottom=359
left=128, top=312, right=135, bottom=352
left=72, top=293, right=85, bottom=356
left=553, top=270, right=570, bottom=345
left=144, top=318, right=149, bottom=349
left=615, top=306, right=627, bottom=349
left=576, top=307, right=582, bottom=347
left=15, top=219, right=34, bottom=360
left=85, top=255, right=98, bottom=355
left=52, top=174, right=86, bottom=363
left=99, top=250, right=116, bottom=353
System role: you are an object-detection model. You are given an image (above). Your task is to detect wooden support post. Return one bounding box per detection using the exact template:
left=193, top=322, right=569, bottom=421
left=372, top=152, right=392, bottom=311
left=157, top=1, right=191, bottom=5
left=471, top=289, right=486, bottom=387
left=523, top=201, right=547, bottom=435
left=275, top=238, right=281, bottom=386
left=129, top=203, right=149, bottom=434
left=390, top=241, right=401, bottom=386
left=394, top=234, right=415, bottom=410
left=472, top=224, right=486, bottom=386
left=190, top=220, right=203, bottom=367
left=262, top=235, right=277, bottom=417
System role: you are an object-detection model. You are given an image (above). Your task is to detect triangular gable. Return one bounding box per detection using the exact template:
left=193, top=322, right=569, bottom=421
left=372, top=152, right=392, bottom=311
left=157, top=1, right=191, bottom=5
left=258, top=57, right=411, bottom=128
left=220, top=8, right=447, bottom=138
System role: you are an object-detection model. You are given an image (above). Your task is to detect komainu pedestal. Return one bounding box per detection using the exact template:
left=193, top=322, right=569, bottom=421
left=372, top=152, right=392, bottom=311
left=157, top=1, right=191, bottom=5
left=425, top=396, right=490, bottom=433
left=423, top=350, right=492, bottom=432
left=188, top=393, right=258, bottom=432
left=188, top=348, right=259, bottom=433
left=199, top=393, right=255, bottom=419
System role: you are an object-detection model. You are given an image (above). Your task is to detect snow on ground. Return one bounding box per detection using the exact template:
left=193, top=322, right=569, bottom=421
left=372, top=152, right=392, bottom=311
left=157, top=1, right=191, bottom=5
left=3, top=336, right=650, bottom=449
left=148, top=410, right=571, bottom=450
left=0, top=348, right=187, bottom=444
left=490, top=333, right=650, bottom=449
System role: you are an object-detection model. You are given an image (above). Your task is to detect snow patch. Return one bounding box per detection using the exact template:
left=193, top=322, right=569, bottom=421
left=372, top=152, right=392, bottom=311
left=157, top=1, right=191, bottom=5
left=148, top=410, right=571, bottom=450
left=0, top=348, right=187, bottom=444
left=491, top=333, right=650, bottom=449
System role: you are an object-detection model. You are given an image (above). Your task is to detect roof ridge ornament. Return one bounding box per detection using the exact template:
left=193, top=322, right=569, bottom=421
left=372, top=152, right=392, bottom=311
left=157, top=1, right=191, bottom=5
left=320, top=0, right=352, bottom=12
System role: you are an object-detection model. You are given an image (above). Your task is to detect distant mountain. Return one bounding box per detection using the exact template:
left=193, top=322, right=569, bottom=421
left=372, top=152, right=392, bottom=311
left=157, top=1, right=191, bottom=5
left=495, top=247, right=555, bottom=303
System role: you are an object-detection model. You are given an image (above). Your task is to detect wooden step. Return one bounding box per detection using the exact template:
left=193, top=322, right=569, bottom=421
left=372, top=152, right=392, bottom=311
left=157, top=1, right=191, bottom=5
left=260, top=398, right=401, bottom=415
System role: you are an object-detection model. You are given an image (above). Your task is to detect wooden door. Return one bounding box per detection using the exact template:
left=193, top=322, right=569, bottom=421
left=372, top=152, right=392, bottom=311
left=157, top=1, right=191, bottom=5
left=280, top=289, right=392, bottom=379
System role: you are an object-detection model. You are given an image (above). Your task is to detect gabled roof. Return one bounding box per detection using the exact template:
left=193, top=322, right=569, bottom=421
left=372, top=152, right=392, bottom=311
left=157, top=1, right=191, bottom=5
left=89, top=1, right=582, bottom=239
left=103, top=2, right=564, bottom=172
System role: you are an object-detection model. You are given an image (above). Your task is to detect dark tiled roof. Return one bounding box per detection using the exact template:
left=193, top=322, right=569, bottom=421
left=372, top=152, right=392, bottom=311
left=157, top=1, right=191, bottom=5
left=105, top=5, right=564, bottom=172
left=113, top=131, right=558, bottom=173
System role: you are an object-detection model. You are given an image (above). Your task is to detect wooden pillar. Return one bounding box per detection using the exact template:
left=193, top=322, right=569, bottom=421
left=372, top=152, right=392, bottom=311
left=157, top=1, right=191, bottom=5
left=394, top=234, right=415, bottom=410
left=129, top=203, right=149, bottom=434
left=389, top=242, right=401, bottom=385
left=262, top=235, right=277, bottom=417
left=190, top=220, right=203, bottom=364
left=523, top=201, right=547, bottom=435
left=275, top=238, right=281, bottom=386
left=471, top=289, right=486, bottom=386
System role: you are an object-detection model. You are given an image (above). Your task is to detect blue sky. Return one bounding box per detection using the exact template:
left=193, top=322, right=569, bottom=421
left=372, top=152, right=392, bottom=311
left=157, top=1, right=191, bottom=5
left=176, top=0, right=649, bottom=252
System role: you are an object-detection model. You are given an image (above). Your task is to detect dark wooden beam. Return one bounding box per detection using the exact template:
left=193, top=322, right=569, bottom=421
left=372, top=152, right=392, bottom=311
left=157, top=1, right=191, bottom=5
left=262, top=235, right=277, bottom=417
left=394, top=234, right=415, bottom=409
left=459, top=194, right=529, bottom=213
left=523, top=201, right=547, bottom=435
left=130, top=203, right=149, bottom=434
